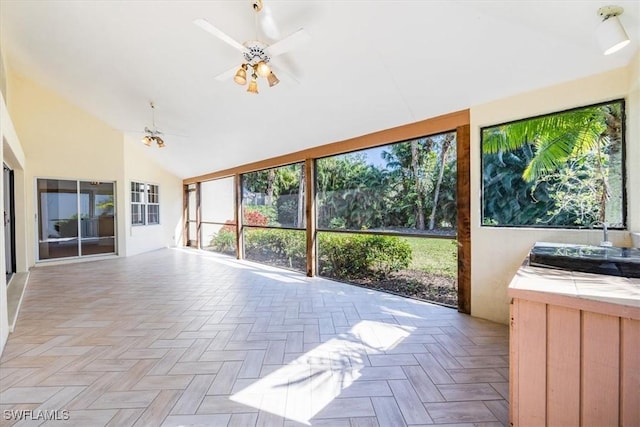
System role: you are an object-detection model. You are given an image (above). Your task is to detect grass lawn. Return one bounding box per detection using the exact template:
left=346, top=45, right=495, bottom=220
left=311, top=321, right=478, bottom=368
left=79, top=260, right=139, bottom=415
left=402, top=236, right=457, bottom=278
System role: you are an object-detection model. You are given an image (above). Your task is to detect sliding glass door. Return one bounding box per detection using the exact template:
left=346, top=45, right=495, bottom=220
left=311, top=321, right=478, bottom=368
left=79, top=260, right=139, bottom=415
left=37, top=179, right=116, bottom=260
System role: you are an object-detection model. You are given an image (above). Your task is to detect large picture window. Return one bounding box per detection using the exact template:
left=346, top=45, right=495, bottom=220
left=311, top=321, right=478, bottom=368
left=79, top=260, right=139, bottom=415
left=481, top=99, right=625, bottom=228
left=315, top=132, right=458, bottom=306
left=131, top=181, right=160, bottom=226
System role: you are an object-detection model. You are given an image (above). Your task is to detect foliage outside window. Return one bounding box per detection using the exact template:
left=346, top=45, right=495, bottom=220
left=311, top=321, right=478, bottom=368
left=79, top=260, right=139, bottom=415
left=481, top=100, right=625, bottom=228
left=242, top=163, right=306, bottom=229
left=316, top=132, right=457, bottom=234
left=205, top=134, right=460, bottom=306
left=240, top=163, right=306, bottom=272
left=318, top=232, right=458, bottom=306
left=315, top=132, right=458, bottom=306
left=130, top=181, right=160, bottom=226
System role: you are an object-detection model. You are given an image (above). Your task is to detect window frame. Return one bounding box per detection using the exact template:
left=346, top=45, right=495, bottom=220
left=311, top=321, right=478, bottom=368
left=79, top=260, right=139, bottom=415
left=147, top=184, right=160, bottom=225
left=130, top=181, right=160, bottom=226
left=479, top=98, right=626, bottom=230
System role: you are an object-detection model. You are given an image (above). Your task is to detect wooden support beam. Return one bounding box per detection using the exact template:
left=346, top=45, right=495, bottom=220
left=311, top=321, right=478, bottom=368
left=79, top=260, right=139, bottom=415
left=456, top=124, right=471, bottom=314
left=195, top=182, right=201, bottom=249
left=182, top=184, right=189, bottom=247
left=235, top=173, right=244, bottom=259
left=305, top=158, right=316, bottom=277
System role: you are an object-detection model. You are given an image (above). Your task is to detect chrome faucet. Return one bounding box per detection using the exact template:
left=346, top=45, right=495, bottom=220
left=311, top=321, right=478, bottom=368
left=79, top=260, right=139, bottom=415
left=591, top=221, right=612, bottom=247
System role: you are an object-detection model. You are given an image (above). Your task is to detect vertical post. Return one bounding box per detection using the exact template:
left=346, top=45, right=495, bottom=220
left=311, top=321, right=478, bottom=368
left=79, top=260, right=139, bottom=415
left=305, top=158, right=316, bottom=277
left=456, top=124, right=471, bottom=314
left=195, top=182, right=202, bottom=249
left=182, top=184, right=189, bottom=247
left=235, top=173, right=244, bottom=259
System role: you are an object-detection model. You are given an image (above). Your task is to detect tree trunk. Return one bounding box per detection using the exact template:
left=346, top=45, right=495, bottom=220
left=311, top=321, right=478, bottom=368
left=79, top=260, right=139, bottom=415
left=429, top=134, right=453, bottom=230
left=411, top=141, right=425, bottom=230
left=266, top=169, right=276, bottom=206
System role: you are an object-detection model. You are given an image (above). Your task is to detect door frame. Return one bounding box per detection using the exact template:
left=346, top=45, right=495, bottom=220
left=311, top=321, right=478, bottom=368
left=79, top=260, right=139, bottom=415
left=4, top=164, right=16, bottom=281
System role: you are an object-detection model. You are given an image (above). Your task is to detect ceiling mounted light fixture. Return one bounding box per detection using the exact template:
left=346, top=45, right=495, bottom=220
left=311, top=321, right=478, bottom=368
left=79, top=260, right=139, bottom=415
left=233, top=42, right=279, bottom=93
left=142, top=102, right=166, bottom=148
left=234, top=64, right=248, bottom=85
left=266, top=71, right=280, bottom=87
left=193, top=0, right=310, bottom=95
left=596, top=5, right=631, bottom=55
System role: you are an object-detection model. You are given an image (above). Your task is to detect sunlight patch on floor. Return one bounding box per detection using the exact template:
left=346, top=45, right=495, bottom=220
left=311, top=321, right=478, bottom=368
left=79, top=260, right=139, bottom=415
left=230, top=320, right=414, bottom=424
left=255, top=271, right=306, bottom=283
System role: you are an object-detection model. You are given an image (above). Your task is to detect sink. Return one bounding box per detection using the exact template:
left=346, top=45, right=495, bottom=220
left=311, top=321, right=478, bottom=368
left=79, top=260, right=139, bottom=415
left=529, top=242, right=640, bottom=278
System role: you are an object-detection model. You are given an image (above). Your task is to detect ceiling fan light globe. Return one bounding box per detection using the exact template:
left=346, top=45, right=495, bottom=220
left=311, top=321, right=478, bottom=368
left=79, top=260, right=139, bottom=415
left=142, top=136, right=152, bottom=146
left=267, top=71, right=280, bottom=87
left=256, top=61, right=271, bottom=77
left=155, top=136, right=166, bottom=148
left=247, top=79, right=259, bottom=94
left=234, top=67, right=247, bottom=85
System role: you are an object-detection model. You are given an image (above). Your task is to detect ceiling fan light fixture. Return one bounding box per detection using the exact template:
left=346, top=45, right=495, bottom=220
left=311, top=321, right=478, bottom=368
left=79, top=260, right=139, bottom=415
left=247, top=78, right=259, bottom=94
left=234, top=64, right=248, bottom=85
left=256, top=61, right=271, bottom=78
left=142, top=102, right=167, bottom=148
left=267, top=71, right=280, bottom=87
left=596, top=6, right=631, bottom=55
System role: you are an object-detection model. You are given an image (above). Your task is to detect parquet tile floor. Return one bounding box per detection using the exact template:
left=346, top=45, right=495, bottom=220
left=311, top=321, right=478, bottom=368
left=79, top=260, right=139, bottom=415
left=0, top=248, right=509, bottom=426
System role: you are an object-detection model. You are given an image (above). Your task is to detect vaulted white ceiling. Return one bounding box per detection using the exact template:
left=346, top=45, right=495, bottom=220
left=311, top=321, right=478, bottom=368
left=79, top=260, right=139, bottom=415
left=1, top=1, right=638, bottom=178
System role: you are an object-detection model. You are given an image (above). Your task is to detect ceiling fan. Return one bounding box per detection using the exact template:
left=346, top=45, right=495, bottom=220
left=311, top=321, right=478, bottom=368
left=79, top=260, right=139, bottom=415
left=141, top=102, right=165, bottom=148
left=194, top=0, right=309, bottom=93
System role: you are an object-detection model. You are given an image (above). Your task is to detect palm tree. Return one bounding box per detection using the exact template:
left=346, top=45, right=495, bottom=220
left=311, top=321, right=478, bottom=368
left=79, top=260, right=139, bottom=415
left=482, top=101, right=623, bottom=224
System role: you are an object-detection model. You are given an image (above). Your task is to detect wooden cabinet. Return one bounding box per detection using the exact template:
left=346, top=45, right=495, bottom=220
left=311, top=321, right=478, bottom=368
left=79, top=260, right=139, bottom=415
left=509, top=267, right=640, bottom=426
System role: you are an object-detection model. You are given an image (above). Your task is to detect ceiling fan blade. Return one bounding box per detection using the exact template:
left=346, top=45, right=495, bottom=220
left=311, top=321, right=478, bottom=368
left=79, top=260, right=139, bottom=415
left=215, top=65, right=239, bottom=81
left=266, top=28, right=310, bottom=57
left=194, top=18, right=248, bottom=53
left=259, top=5, right=281, bottom=40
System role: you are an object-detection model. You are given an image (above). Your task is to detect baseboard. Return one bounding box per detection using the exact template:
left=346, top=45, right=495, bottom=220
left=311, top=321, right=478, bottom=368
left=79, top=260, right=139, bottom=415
left=7, top=271, right=29, bottom=332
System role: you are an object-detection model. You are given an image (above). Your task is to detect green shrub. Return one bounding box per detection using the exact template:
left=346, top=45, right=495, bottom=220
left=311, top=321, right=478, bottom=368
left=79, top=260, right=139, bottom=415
left=239, top=228, right=411, bottom=278
left=328, top=217, right=346, bottom=229
left=210, top=229, right=236, bottom=254
left=318, top=234, right=411, bottom=279
left=244, top=229, right=306, bottom=270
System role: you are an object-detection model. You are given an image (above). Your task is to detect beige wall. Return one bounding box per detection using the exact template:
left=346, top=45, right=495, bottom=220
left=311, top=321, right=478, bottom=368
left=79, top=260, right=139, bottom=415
left=123, top=135, right=183, bottom=256
left=470, top=61, right=640, bottom=324
left=8, top=73, right=126, bottom=264
left=6, top=72, right=182, bottom=264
